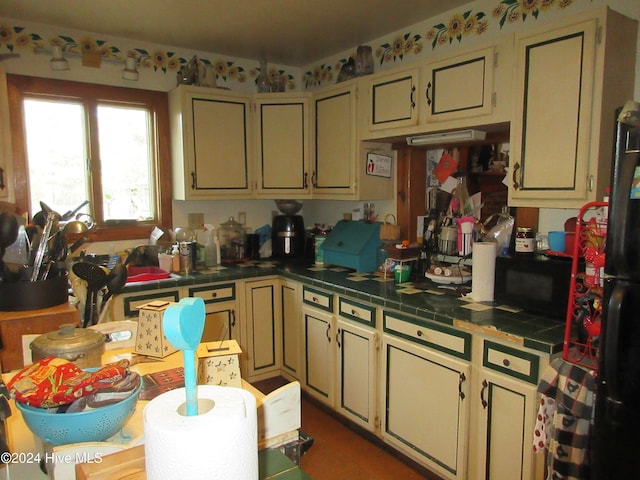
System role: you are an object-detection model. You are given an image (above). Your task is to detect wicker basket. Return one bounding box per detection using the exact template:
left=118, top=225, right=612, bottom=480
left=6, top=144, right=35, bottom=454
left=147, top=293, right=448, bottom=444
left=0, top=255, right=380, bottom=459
left=380, top=214, right=401, bottom=241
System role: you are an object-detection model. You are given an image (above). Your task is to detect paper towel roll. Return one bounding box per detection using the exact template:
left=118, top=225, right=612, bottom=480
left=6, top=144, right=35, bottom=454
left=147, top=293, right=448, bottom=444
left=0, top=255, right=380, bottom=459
left=144, top=386, right=258, bottom=480
left=469, top=242, right=498, bottom=302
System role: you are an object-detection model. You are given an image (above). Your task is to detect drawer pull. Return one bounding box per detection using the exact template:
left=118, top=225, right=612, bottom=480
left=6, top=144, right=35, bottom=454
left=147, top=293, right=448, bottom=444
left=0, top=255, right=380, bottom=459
left=351, top=309, right=358, bottom=316
left=211, top=292, right=218, bottom=298
left=312, top=296, right=318, bottom=303
left=502, top=358, right=511, bottom=367
left=417, top=330, right=423, bottom=337
left=481, top=379, right=489, bottom=409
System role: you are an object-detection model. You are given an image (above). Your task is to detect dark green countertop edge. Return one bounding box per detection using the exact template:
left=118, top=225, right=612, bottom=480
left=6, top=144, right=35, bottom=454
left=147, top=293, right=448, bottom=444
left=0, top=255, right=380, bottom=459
left=121, top=262, right=565, bottom=356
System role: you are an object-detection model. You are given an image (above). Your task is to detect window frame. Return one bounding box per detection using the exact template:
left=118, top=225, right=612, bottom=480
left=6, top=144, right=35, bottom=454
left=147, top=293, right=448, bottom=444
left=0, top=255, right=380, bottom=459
left=7, top=74, right=172, bottom=242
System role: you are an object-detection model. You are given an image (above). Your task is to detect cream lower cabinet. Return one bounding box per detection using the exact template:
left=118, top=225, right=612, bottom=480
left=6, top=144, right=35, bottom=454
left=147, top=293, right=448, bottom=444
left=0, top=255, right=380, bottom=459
left=280, top=279, right=302, bottom=381
left=336, top=297, right=378, bottom=432
left=509, top=8, right=637, bottom=208
left=381, top=311, right=471, bottom=480
left=301, top=286, right=335, bottom=405
left=185, top=283, right=240, bottom=343
left=110, top=285, right=182, bottom=320
left=469, top=339, right=546, bottom=480
left=244, top=278, right=281, bottom=381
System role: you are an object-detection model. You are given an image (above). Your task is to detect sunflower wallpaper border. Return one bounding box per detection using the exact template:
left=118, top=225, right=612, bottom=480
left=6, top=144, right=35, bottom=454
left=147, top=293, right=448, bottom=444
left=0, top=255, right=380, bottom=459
left=302, top=0, right=582, bottom=88
left=0, top=0, right=591, bottom=91
left=0, top=24, right=295, bottom=91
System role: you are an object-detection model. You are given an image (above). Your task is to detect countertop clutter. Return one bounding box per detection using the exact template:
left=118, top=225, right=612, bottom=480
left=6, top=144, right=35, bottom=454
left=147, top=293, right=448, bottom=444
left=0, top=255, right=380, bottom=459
left=122, top=259, right=564, bottom=354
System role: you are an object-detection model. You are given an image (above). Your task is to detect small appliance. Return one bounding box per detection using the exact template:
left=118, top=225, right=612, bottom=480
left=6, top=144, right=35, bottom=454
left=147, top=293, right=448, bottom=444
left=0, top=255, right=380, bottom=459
left=271, top=200, right=306, bottom=259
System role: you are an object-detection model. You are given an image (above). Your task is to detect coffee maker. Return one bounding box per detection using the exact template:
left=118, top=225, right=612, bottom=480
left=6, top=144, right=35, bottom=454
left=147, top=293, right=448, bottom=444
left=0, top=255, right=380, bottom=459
left=272, top=200, right=306, bottom=259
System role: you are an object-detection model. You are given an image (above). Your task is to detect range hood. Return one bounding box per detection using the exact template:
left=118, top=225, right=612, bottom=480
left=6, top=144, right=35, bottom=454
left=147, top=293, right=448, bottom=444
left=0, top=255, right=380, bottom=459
left=406, top=129, right=486, bottom=146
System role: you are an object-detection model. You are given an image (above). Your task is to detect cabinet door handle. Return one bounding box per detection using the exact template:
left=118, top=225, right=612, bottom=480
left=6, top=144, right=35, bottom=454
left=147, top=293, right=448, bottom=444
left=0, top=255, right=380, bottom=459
left=336, top=328, right=341, bottom=348
left=191, top=171, right=197, bottom=190
left=480, top=379, right=489, bottom=409
left=325, top=323, right=331, bottom=344
left=304, top=172, right=308, bottom=189
left=425, top=81, right=432, bottom=106
left=231, top=309, right=236, bottom=328
left=458, top=372, right=466, bottom=400
left=0, top=167, right=5, bottom=190
left=502, top=358, right=511, bottom=367
left=410, top=85, right=416, bottom=109
left=312, top=171, right=317, bottom=188
left=512, top=162, right=521, bottom=190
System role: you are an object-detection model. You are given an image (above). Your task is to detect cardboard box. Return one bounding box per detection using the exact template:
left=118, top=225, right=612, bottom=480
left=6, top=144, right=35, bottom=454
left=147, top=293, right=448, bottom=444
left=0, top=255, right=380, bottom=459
left=134, top=301, right=178, bottom=358
left=197, top=339, right=242, bottom=387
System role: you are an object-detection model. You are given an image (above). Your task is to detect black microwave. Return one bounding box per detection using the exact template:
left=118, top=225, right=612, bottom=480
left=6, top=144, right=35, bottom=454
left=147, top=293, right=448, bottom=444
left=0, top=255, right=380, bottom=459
left=494, top=254, right=580, bottom=319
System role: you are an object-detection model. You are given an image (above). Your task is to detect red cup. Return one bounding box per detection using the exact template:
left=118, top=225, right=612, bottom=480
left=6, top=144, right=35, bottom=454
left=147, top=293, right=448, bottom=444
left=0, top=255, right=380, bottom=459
left=564, top=231, right=577, bottom=256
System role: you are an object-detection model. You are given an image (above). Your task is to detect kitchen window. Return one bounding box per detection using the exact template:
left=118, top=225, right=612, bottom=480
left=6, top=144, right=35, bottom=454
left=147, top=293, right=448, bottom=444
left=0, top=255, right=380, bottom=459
left=7, top=75, right=172, bottom=242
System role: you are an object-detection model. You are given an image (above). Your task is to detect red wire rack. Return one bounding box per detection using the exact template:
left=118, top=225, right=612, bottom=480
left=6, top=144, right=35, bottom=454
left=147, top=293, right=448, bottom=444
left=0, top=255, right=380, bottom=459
left=562, top=201, right=608, bottom=372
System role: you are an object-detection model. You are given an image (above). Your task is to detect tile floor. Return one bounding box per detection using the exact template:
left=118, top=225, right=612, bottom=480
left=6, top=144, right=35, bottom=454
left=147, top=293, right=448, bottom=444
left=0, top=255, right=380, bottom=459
left=252, top=377, right=442, bottom=480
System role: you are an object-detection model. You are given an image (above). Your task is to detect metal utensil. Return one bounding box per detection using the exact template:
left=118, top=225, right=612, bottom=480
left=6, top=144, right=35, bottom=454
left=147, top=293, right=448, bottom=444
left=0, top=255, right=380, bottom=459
left=31, top=212, right=57, bottom=281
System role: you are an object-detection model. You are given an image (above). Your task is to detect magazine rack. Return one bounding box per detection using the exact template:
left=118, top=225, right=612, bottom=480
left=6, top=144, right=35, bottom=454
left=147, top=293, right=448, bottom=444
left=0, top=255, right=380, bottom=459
left=562, top=201, right=608, bottom=371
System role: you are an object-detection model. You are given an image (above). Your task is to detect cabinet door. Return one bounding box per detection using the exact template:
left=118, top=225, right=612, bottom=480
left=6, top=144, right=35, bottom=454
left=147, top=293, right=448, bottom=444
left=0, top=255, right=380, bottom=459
left=366, top=67, right=419, bottom=133
left=0, top=63, right=14, bottom=202
left=169, top=85, right=252, bottom=200
left=336, top=318, right=378, bottom=432
left=280, top=280, right=302, bottom=380
left=382, top=335, right=470, bottom=480
left=186, top=283, right=239, bottom=344
left=509, top=20, right=597, bottom=205
left=255, top=95, right=310, bottom=197
left=312, top=81, right=357, bottom=197
left=474, top=368, right=538, bottom=480
left=112, top=287, right=182, bottom=320
left=303, top=306, right=335, bottom=406
left=423, top=46, right=496, bottom=123
left=244, top=279, right=281, bottom=380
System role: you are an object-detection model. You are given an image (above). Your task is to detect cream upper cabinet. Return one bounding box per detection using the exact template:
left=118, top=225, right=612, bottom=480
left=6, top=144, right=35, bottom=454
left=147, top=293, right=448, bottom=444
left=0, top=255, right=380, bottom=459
left=364, top=66, right=420, bottom=134
left=0, top=64, right=14, bottom=203
left=169, top=85, right=253, bottom=200
left=420, top=37, right=512, bottom=126
left=509, top=8, right=637, bottom=208
left=254, top=93, right=311, bottom=197
left=312, top=80, right=394, bottom=200
left=312, top=81, right=358, bottom=197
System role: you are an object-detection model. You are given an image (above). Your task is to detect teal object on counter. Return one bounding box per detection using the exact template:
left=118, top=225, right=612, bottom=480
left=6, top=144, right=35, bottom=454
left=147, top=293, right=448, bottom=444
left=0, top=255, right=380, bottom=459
left=318, top=220, right=381, bottom=272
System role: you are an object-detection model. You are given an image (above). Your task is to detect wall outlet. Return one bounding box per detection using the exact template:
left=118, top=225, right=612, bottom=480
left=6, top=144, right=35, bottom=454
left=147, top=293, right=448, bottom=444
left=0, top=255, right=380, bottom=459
left=188, top=213, right=204, bottom=230
left=238, top=211, right=246, bottom=225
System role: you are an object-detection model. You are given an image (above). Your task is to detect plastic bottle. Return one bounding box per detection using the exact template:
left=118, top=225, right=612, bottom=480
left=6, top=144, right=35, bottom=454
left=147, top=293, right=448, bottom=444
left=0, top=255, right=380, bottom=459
left=171, top=244, right=180, bottom=273
left=204, top=224, right=220, bottom=267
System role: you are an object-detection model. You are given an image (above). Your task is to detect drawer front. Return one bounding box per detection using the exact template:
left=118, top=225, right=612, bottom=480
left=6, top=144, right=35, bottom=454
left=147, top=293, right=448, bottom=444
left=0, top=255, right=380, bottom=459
left=384, top=311, right=471, bottom=360
left=188, top=283, right=236, bottom=305
left=338, top=297, right=376, bottom=327
left=302, top=286, right=333, bottom=312
left=123, top=290, right=181, bottom=318
left=483, top=340, right=540, bottom=384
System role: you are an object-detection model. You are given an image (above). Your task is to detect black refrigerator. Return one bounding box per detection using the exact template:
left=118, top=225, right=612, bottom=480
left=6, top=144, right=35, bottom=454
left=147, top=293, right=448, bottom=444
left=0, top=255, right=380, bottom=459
left=592, top=101, right=640, bottom=479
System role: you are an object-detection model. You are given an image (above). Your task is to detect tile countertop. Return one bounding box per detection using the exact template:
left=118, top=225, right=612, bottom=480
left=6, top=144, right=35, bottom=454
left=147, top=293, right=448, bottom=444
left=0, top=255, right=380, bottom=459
left=121, top=259, right=566, bottom=356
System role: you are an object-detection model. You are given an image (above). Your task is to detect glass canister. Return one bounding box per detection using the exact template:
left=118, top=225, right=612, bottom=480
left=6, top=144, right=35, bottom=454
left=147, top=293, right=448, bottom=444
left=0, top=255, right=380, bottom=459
left=217, top=217, right=247, bottom=261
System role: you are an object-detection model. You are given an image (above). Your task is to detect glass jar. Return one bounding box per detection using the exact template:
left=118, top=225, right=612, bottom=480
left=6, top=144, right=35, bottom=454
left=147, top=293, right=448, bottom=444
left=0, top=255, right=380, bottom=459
left=217, top=217, right=247, bottom=261
left=256, top=60, right=271, bottom=93
left=515, top=227, right=536, bottom=254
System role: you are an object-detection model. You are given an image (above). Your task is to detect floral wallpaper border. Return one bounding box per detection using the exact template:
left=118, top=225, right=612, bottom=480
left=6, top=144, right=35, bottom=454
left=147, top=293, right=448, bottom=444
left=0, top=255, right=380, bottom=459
left=302, top=0, right=578, bottom=88
left=0, top=25, right=295, bottom=90
left=1, top=0, right=582, bottom=91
